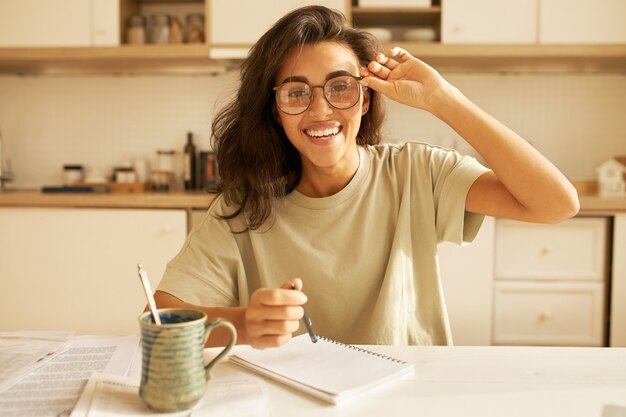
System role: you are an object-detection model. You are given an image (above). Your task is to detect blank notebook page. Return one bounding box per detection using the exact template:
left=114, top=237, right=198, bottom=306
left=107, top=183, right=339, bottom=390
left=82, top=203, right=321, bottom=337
left=230, top=334, right=414, bottom=404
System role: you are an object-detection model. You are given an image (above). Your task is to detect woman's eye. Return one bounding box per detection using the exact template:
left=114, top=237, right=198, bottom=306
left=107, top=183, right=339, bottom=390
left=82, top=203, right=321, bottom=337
left=288, top=89, right=308, bottom=98
left=330, top=83, right=350, bottom=93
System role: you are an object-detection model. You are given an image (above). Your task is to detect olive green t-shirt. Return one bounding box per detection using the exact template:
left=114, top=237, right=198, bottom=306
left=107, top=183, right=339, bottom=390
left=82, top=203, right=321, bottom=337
left=158, top=142, right=490, bottom=345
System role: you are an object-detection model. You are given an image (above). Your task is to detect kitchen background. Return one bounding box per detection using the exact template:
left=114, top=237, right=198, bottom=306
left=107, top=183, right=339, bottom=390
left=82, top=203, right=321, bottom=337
left=1, top=0, right=626, bottom=348
left=1, top=71, right=625, bottom=188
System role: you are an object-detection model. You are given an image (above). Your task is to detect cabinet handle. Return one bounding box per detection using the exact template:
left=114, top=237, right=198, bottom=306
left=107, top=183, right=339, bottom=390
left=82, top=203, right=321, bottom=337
left=162, top=224, right=173, bottom=233
left=540, top=244, right=553, bottom=255
left=538, top=312, right=552, bottom=321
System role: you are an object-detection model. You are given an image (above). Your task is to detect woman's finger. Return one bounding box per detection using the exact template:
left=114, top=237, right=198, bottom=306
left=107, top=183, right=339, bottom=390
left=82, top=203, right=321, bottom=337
left=280, top=277, right=302, bottom=291
left=389, top=47, right=413, bottom=62
left=250, top=305, right=304, bottom=321
left=247, top=318, right=301, bottom=335
left=375, top=52, right=399, bottom=71
left=251, top=287, right=307, bottom=306
left=367, top=60, right=391, bottom=80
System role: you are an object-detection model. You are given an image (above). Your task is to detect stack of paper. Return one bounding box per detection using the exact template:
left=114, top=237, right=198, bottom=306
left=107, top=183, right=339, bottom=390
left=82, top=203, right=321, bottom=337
left=0, top=330, right=73, bottom=393
left=0, top=334, right=139, bottom=417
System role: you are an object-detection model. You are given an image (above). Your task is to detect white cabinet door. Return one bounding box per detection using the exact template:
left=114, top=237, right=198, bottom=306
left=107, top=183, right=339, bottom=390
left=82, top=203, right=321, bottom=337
left=539, top=0, right=626, bottom=44
left=0, top=0, right=119, bottom=47
left=0, top=0, right=91, bottom=47
left=610, top=214, right=626, bottom=347
left=441, top=0, right=538, bottom=44
left=209, top=0, right=347, bottom=58
left=0, top=207, right=186, bottom=335
left=438, top=216, right=495, bottom=346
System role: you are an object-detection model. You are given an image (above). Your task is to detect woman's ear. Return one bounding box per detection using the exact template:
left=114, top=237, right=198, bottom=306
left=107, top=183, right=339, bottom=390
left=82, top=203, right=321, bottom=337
left=361, top=88, right=371, bottom=115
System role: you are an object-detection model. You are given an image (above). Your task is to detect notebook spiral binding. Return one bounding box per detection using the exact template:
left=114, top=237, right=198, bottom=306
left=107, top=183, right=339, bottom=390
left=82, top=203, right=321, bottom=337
left=317, top=336, right=409, bottom=364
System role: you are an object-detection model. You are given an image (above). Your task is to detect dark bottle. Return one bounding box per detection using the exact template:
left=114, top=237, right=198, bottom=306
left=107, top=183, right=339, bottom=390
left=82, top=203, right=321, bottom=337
left=183, top=132, right=197, bottom=190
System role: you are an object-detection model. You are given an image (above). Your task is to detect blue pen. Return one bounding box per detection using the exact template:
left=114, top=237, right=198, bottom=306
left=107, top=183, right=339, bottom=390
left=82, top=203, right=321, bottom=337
left=291, top=283, right=318, bottom=343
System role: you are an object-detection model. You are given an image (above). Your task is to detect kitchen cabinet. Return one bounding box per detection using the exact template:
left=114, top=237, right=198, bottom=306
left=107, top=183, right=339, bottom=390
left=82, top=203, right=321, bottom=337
left=0, top=207, right=186, bottom=335
left=492, top=217, right=609, bottom=346
left=0, top=0, right=625, bottom=73
left=441, top=0, right=537, bottom=44
left=209, top=0, right=346, bottom=59
left=0, top=0, right=119, bottom=47
left=438, top=216, right=495, bottom=346
left=539, top=0, right=626, bottom=44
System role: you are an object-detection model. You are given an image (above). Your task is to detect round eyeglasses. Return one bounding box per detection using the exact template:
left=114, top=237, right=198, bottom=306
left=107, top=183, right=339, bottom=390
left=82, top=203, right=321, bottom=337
left=273, top=75, right=364, bottom=115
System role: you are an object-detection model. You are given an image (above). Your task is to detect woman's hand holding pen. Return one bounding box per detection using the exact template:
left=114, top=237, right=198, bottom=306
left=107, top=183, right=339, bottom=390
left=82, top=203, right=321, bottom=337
left=245, top=278, right=306, bottom=349
left=359, top=47, right=453, bottom=116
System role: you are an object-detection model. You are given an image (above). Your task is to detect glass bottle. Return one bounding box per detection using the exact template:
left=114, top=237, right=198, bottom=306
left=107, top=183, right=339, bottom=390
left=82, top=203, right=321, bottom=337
left=149, top=13, right=171, bottom=44
left=125, top=14, right=146, bottom=45
left=183, top=132, right=197, bottom=190
left=184, top=13, right=205, bottom=44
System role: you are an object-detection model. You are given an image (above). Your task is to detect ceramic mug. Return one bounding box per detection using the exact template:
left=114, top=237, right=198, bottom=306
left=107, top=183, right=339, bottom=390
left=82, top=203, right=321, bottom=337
left=138, top=308, right=237, bottom=412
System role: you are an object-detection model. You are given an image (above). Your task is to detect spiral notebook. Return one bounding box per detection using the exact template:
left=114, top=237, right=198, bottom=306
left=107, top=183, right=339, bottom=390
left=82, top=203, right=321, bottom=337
left=229, top=334, right=414, bottom=404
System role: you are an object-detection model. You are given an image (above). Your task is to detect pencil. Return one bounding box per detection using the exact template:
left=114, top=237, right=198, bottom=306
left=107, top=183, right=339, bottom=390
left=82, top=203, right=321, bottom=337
left=291, top=283, right=318, bottom=343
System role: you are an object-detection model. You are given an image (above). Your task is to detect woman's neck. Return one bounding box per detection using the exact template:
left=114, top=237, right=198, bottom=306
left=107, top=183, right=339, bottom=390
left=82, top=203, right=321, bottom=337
left=297, top=147, right=360, bottom=198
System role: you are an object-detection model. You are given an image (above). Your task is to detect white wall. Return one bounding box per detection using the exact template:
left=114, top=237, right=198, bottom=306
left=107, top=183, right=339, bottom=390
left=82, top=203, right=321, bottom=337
left=1, top=71, right=625, bottom=188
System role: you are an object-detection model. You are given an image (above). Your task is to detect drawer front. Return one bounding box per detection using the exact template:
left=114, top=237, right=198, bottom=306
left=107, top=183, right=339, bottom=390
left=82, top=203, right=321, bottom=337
left=493, top=281, right=606, bottom=346
left=495, top=217, right=608, bottom=281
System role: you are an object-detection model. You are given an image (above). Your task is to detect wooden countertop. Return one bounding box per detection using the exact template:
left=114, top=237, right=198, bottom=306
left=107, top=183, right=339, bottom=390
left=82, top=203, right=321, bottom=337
left=0, top=190, right=215, bottom=210
left=0, top=191, right=625, bottom=214
left=578, top=194, right=626, bottom=214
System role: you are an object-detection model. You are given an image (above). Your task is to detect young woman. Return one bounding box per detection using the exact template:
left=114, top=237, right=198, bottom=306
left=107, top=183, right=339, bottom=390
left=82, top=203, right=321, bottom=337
left=154, top=6, right=579, bottom=349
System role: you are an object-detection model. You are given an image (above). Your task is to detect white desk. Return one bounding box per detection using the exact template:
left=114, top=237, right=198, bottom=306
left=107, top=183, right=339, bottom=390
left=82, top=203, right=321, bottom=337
left=211, top=345, right=626, bottom=417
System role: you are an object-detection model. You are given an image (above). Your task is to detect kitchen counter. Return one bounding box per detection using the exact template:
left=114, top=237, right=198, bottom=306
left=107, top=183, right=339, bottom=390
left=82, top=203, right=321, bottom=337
left=0, top=191, right=625, bottom=213
left=578, top=194, right=626, bottom=214
left=0, top=190, right=215, bottom=210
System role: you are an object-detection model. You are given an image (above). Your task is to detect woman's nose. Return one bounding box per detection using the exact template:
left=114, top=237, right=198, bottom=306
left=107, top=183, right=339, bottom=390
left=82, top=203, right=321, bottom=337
left=308, top=87, right=333, bottom=118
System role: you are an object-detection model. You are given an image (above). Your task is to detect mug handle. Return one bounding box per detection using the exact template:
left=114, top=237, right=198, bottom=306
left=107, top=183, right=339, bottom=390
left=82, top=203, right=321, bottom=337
left=203, top=318, right=237, bottom=380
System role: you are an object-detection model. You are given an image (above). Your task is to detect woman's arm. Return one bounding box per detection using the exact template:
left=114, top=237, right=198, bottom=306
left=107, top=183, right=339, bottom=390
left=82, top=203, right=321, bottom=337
left=360, top=47, right=579, bottom=223
left=152, top=278, right=306, bottom=349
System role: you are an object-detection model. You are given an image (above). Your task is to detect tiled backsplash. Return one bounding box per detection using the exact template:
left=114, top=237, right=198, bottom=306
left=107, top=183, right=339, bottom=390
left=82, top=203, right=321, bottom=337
left=0, top=71, right=625, bottom=188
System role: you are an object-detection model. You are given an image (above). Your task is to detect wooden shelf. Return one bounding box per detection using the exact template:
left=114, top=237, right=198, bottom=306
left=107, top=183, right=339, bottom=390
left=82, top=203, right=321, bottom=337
left=1, top=42, right=625, bottom=74
left=0, top=44, right=230, bottom=74
left=383, top=43, right=626, bottom=72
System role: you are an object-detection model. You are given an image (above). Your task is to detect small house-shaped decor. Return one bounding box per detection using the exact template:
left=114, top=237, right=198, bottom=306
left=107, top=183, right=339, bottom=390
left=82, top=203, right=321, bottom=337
left=596, top=157, right=626, bottom=197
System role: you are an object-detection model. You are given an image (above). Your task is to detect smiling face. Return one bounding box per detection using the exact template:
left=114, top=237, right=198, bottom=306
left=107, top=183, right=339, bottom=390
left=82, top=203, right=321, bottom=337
left=274, top=42, right=369, bottom=194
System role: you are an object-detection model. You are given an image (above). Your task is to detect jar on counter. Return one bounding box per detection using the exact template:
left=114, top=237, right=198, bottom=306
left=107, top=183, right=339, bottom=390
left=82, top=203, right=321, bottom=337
left=63, top=164, right=84, bottom=185
left=114, top=167, right=137, bottom=184
left=126, top=14, right=147, bottom=45
left=149, top=13, right=171, bottom=44
left=184, top=13, right=205, bottom=43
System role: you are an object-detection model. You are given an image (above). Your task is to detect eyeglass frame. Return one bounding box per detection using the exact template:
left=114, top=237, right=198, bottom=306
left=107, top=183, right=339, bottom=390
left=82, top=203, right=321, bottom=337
left=272, top=74, right=365, bottom=116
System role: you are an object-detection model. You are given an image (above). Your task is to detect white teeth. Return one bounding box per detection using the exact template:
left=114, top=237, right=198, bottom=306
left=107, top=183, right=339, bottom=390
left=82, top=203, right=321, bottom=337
left=306, top=127, right=340, bottom=138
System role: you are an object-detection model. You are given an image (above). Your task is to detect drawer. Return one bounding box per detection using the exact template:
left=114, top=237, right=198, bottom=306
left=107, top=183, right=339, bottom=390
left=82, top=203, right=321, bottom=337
left=493, top=281, right=606, bottom=346
left=495, top=217, right=608, bottom=281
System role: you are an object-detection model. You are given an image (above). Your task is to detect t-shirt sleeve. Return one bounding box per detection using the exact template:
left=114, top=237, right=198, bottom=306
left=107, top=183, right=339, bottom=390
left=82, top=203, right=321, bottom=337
left=157, top=198, right=245, bottom=307
left=428, top=146, right=491, bottom=245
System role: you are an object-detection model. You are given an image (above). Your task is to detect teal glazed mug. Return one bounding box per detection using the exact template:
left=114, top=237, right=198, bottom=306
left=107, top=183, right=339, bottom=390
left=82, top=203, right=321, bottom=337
left=139, top=308, right=237, bottom=412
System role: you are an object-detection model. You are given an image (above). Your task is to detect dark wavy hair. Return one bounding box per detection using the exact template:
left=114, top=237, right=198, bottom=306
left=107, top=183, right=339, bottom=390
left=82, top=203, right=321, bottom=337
left=211, top=5, right=385, bottom=230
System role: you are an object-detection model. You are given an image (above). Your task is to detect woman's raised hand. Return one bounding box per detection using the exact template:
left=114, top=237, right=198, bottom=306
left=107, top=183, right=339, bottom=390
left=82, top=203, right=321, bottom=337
left=360, top=47, right=451, bottom=112
left=244, top=278, right=306, bottom=349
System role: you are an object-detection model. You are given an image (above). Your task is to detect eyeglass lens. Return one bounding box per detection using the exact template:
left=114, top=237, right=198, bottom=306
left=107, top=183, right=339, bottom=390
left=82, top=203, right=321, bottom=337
left=275, top=76, right=361, bottom=115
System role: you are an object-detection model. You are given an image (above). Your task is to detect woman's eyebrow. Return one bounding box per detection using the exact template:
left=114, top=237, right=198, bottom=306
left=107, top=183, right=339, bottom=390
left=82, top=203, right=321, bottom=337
left=279, top=76, right=308, bottom=84
left=325, top=70, right=354, bottom=80
left=279, top=70, right=357, bottom=85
